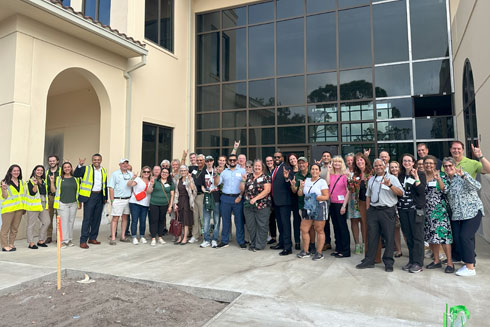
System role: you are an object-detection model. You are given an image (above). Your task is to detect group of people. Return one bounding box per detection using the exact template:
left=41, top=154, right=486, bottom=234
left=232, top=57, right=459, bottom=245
left=0, top=141, right=487, bottom=277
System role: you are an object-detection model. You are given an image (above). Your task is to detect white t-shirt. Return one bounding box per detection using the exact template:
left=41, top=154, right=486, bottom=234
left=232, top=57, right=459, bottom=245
left=304, top=178, right=329, bottom=202
left=129, top=177, right=150, bottom=207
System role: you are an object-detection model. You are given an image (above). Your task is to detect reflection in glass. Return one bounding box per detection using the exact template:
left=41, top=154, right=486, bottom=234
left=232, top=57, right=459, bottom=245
left=339, top=7, right=371, bottom=68
left=410, top=0, right=449, bottom=60
left=415, top=141, right=451, bottom=159
left=277, top=76, right=305, bottom=106
left=249, top=147, right=276, bottom=160
left=413, top=94, right=452, bottom=117
left=197, top=33, right=220, bottom=84
left=249, top=24, right=274, bottom=79
left=197, top=113, right=220, bottom=130
left=340, top=68, right=373, bottom=100
left=308, top=104, right=337, bottom=123
left=277, top=0, right=304, bottom=19
left=223, top=29, right=246, bottom=81
left=307, top=0, right=336, bottom=13
left=377, top=120, right=413, bottom=141
left=307, top=72, right=337, bottom=103
left=376, top=98, right=413, bottom=120
left=196, top=131, right=220, bottom=147
left=375, top=64, right=410, bottom=97
left=249, top=1, right=274, bottom=24
left=413, top=59, right=451, bottom=95
left=249, top=109, right=275, bottom=126
left=197, top=85, right=220, bottom=112
left=309, top=125, right=338, bottom=143
left=277, top=18, right=304, bottom=76
left=222, top=129, right=247, bottom=146
left=157, top=127, right=172, bottom=164
left=306, top=13, right=336, bottom=72
left=249, top=79, right=275, bottom=107
left=341, top=101, right=374, bottom=121
left=338, top=0, right=371, bottom=8
left=222, top=82, right=247, bottom=109
left=197, top=12, right=220, bottom=33
left=142, top=123, right=156, bottom=167
left=373, top=0, right=408, bottom=64
left=223, top=7, right=246, bottom=28
left=223, top=111, right=247, bottom=128
left=341, top=144, right=375, bottom=158
left=278, top=126, right=306, bottom=144
left=377, top=143, right=414, bottom=158
left=277, top=107, right=306, bottom=125
left=249, top=128, right=275, bottom=145
left=195, top=148, right=220, bottom=162
left=341, top=123, right=375, bottom=142
left=415, top=117, right=454, bottom=139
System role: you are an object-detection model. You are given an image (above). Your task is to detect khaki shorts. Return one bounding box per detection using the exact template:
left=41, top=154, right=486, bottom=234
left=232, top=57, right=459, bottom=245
left=111, top=199, right=130, bottom=216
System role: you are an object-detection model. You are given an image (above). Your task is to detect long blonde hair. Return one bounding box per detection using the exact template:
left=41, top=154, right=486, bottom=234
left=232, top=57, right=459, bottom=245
left=332, top=156, right=346, bottom=174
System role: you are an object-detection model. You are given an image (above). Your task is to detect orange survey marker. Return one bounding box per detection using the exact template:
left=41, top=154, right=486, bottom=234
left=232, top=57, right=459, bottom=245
left=56, top=216, right=62, bottom=290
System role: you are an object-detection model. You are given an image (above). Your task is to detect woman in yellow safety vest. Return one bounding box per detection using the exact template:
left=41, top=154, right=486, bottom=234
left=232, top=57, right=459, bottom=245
left=25, top=165, right=50, bottom=249
left=50, top=162, right=80, bottom=248
left=1, top=164, right=26, bottom=252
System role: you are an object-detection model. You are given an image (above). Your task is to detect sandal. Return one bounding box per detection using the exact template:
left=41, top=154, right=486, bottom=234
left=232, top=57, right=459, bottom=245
left=395, top=252, right=403, bottom=258
left=2, top=247, right=13, bottom=252
left=330, top=252, right=339, bottom=256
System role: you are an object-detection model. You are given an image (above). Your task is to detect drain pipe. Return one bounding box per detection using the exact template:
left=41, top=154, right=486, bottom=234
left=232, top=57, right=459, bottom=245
left=124, top=54, right=147, bottom=159
left=187, top=0, right=193, bottom=157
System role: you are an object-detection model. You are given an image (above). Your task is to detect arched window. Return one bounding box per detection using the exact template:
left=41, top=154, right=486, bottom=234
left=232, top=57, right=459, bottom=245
left=462, top=59, right=478, bottom=154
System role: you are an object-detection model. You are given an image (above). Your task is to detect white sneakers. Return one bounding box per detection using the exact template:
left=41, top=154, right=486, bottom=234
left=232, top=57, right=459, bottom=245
left=150, top=238, right=157, bottom=246
left=211, top=240, right=218, bottom=248
left=200, top=241, right=210, bottom=248
left=132, top=237, right=139, bottom=245
left=158, top=237, right=166, bottom=245
left=456, top=265, right=476, bottom=277
left=189, top=236, right=198, bottom=244
left=140, top=237, right=147, bottom=244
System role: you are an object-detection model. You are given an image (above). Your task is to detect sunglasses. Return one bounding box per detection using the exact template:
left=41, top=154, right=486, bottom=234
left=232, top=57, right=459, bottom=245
left=443, top=164, right=453, bottom=168
left=143, top=171, right=151, bottom=173
left=274, top=156, right=281, bottom=159
left=228, top=159, right=237, bottom=162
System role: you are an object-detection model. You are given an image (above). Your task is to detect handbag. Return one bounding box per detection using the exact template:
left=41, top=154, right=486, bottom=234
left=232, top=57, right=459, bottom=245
left=133, top=180, right=148, bottom=201
left=169, top=210, right=182, bottom=237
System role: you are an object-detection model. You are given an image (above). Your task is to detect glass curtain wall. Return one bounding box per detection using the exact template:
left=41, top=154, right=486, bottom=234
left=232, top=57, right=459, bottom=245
left=196, top=0, right=454, bottom=160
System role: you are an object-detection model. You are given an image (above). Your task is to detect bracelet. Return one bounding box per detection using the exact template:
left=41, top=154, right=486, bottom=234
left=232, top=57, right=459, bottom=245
left=415, top=180, right=420, bottom=183
left=388, top=184, right=392, bottom=188
left=479, top=155, right=484, bottom=160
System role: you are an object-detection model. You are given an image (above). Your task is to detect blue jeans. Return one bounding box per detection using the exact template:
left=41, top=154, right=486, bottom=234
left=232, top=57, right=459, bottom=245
left=129, top=203, right=149, bottom=237
left=220, top=195, right=244, bottom=245
left=203, top=202, right=220, bottom=242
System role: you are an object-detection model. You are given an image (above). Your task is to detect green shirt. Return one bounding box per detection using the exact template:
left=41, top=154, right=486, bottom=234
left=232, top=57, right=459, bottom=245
left=443, top=156, right=482, bottom=179
left=150, top=180, right=174, bottom=206
left=60, top=177, right=77, bottom=204
left=294, top=170, right=311, bottom=209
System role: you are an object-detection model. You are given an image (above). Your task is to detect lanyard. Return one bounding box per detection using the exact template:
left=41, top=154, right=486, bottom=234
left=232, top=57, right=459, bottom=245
left=368, top=173, right=385, bottom=204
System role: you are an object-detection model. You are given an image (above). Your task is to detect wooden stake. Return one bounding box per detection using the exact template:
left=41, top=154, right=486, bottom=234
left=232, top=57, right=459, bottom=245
left=56, top=215, right=62, bottom=290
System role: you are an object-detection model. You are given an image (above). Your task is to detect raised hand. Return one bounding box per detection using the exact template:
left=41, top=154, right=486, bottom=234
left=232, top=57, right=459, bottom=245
left=133, top=172, right=138, bottom=179
left=32, top=177, right=38, bottom=185
left=242, top=173, right=247, bottom=181
left=382, top=176, right=391, bottom=186
left=234, top=140, right=241, bottom=148
left=283, top=168, right=290, bottom=179
left=151, top=176, right=156, bottom=183
left=363, top=148, right=371, bottom=157
left=299, top=180, right=305, bottom=189
left=434, top=170, right=442, bottom=181
left=410, top=168, right=419, bottom=179
left=79, top=158, right=86, bottom=166
left=216, top=165, right=224, bottom=174
left=1, top=181, right=7, bottom=191
left=49, top=175, right=55, bottom=184
left=471, top=144, right=483, bottom=158
left=456, top=168, right=464, bottom=176
left=291, top=176, right=296, bottom=186
left=182, top=149, right=188, bottom=157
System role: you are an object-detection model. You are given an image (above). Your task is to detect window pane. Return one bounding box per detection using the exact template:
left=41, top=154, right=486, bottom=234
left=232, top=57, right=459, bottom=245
left=196, top=131, right=220, bottom=147
left=277, top=18, right=304, bottom=76
left=415, top=117, right=454, bottom=139
left=373, top=0, right=408, bottom=64
left=309, top=124, right=338, bottom=143
left=223, top=111, right=247, bottom=128
left=340, top=68, right=373, bottom=100
left=222, top=82, right=246, bottom=109
left=339, top=7, right=371, bottom=68
left=197, top=113, right=220, bottom=130
left=413, top=59, right=451, bottom=95
left=307, top=72, right=337, bottom=103
left=197, top=33, right=220, bottom=84
left=410, top=0, right=449, bottom=60
left=249, top=24, right=274, bottom=79
left=249, top=147, right=276, bottom=160
left=341, top=101, right=374, bottom=121
left=249, top=1, right=274, bottom=24
left=222, top=28, right=246, bottom=81
left=222, top=129, right=247, bottom=146
left=376, top=98, right=412, bottom=120
left=339, top=0, right=370, bottom=8
left=308, top=104, right=337, bottom=123
left=307, top=0, right=336, bottom=14
left=277, top=75, right=305, bottom=106
left=158, top=127, right=172, bottom=163
left=142, top=124, right=156, bottom=167
left=277, top=0, right=304, bottom=19
left=278, top=126, right=306, bottom=144
left=249, top=79, right=275, bottom=107
left=377, top=120, right=413, bottom=141
left=196, top=148, right=220, bottom=161
left=378, top=143, right=414, bottom=159
left=197, top=85, right=219, bottom=112
left=145, top=0, right=158, bottom=43
left=249, top=128, right=275, bottom=145
left=223, top=7, right=246, bottom=28
left=249, top=109, right=275, bottom=126
left=341, top=123, right=375, bottom=142
left=307, top=13, right=336, bottom=72
left=277, top=106, right=306, bottom=125
left=375, top=64, right=410, bottom=97
left=197, top=12, right=220, bottom=33
left=413, top=94, right=452, bottom=117
left=415, top=141, right=451, bottom=159
left=341, top=143, right=375, bottom=158
left=99, top=0, right=111, bottom=26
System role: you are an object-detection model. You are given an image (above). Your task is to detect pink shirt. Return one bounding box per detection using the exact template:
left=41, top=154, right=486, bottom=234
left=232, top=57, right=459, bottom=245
left=329, top=174, right=348, bottom=204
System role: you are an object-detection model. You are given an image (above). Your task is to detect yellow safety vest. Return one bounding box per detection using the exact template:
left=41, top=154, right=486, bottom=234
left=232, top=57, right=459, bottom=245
left=79, top=166, right=107, bottom=200
left=53, top=176, right=80, bottom=210
left=24, top=179, right=49, bottom=212
left=45, top=167, right=62, bottom=191
left=1, top=181, right=26, bottom=214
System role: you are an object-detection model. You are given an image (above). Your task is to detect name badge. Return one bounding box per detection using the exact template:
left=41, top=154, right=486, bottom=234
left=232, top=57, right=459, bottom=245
left=356, top=177, right=360, bottom=180
left=381, top=184, right=391, bottom=190
left=257, top=177, right=263, bottom=183
left=337, top=195, right=345, bottom=201
left=192, top=170, right=197, bottom=175
left=235, top=172, right=242, bottom=177
left=405, top=177, right=415, bottom=185
left=164, top=183, right=170, bottom=187
left=428, top=181, right=437, bottom=187
left=205, top=174, right=211, bottom=179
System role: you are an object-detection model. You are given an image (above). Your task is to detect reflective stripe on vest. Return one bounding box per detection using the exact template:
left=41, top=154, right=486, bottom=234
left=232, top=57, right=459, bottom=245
left=53, top=176, right=80, bottom=209
left=1, top=182, right=25, bottom=214
left=79, top=166, right=107, bottom=198
left=24, top=180, right=49, bottom=211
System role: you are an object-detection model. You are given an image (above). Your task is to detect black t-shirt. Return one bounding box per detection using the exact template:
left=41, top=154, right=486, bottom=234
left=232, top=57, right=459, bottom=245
left=197, top=168, right=220, bottom=202
left=28, top=180, right=47, bottom=196
left=358, top=180, right=367, bottom=201
left=189, top=166, right=204, bottom=194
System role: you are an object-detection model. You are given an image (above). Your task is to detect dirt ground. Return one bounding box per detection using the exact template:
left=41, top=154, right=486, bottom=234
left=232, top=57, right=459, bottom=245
left=1, top=277, right=227, bottom=327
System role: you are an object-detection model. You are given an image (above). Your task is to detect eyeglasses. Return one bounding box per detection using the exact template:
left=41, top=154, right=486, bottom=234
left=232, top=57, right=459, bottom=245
left=161, top=171, right=169, bottom=174
left=443, top=164, right=454, bottom=168
left=274, top=156, right=281, bottom=159
left=143, top=171, right=151, bottom=173
left=246, top=166, right=252, bottom=169
left=228, top=159, right=236, bottom=162
left=402, top=160, right=413, bottom=163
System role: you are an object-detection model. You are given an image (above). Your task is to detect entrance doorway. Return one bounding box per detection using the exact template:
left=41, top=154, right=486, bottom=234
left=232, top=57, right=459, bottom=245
left=278, top=146, right=310, bottom=163
left=462, top=59, right=478, bottom=155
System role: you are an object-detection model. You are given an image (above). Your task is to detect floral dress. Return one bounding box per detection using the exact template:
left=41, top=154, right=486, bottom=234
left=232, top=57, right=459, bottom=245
left=243, top=173, right=271, bottom=209
left=424, top=174, right=452, bottom=244
left=347, top=172, right=371, bottom=219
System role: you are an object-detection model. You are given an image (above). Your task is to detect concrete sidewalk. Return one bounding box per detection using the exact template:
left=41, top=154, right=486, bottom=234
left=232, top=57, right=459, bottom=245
left=1, top=218, right=488, bottom=326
